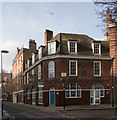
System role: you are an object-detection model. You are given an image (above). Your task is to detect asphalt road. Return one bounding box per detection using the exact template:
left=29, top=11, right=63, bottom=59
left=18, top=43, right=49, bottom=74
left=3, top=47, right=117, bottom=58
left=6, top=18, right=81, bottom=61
left=3, top=101, right=117, bottom=119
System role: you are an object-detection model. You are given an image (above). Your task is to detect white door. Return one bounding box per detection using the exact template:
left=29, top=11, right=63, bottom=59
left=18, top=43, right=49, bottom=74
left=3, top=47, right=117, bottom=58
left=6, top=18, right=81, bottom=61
left=90, top=89, right=100, bottom=105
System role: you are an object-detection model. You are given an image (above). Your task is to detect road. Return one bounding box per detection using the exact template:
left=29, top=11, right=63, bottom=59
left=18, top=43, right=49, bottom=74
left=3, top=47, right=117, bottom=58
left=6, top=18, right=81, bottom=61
left=3, top=101, right=117, bottom=119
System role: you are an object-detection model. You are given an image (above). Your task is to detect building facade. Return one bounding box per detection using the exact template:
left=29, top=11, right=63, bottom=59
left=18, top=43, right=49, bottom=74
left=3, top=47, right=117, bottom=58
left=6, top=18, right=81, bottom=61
left=108, top=17, right=117, bottom=107
left=22, top=29, right=113, bottom=106
left=12, top=40, right=37, bottom=103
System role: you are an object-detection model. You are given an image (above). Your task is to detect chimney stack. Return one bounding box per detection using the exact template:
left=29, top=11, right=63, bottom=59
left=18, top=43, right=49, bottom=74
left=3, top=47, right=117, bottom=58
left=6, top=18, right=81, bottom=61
left=44, top=29, right=53, bottom=45
left=29, top=39, right=36, bottom=52
left=106, top=8, right=110, bottom=41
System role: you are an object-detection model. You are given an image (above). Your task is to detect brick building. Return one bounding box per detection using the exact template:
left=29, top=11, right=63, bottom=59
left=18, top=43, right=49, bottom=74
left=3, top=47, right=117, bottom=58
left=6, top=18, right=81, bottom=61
left=22, top=29, right=113, bottom=106
left=108, top=17, right=117, bottom=107
left=12, top=40, right=37, bottom=103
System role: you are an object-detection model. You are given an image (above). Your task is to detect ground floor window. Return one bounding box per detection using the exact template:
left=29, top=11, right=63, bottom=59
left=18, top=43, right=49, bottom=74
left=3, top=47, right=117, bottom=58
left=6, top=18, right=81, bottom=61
left=32, top=87, right=36, bottom=105
left=38, top=87, right=43, bottom=104
left=65, top=83, right=81, bottom=98
left=21, top=93, right=23, bottom=102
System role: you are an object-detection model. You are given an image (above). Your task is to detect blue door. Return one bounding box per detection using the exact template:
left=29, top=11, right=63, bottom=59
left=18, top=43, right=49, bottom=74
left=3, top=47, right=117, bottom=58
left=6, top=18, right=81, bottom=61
left=50, top=91, right=55, bottom=106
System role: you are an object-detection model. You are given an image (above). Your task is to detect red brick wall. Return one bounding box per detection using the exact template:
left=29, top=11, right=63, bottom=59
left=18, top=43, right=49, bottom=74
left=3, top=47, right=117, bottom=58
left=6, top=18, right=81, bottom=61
left=24, top=58, right=111, bottom=106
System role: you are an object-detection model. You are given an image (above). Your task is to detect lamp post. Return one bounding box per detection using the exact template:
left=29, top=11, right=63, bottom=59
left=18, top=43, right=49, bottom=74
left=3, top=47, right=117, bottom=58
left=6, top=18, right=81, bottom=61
left=60, top=79, right=65, bottom=110
left=112, top=57, right=115, bottom=107
left=0, top=50, right=9, bottom=119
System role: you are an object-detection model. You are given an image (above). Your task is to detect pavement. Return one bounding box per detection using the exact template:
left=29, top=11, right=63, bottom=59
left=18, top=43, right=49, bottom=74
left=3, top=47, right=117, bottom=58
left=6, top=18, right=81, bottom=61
left=2, top=102, right=116, bottom=119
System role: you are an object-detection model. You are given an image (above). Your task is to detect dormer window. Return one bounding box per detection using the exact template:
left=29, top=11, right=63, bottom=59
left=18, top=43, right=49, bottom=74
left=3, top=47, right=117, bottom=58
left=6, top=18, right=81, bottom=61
left=92, top=43, right=101, bottom=55
left=68, top=41, right=77, bottom=53
left=38, top=46, right=45, bottom=59
left=48, top=41, right=56, bottom=54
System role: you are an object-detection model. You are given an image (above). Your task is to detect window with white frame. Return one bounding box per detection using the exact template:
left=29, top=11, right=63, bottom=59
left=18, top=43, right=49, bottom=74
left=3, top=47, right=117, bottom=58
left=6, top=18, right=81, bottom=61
left=65, top=83, right=81, bottom=98
left=69, top=60, right=77, bottom=76
left=92, top=43, right=101, bottom=55
left=48, top=42, right=56, bottom=54
left=90, top=83, right=104, bottom=97
left=32, top=69, right=34, bottom=75
left=27, top=89, right=30, bottom=99
left=49, top=61, right=55, bottom=78
left=94, top=61, right=101, bottom=76
left=39, top=47, right=42, bottom=59
left=27, top=73, right=29, bottom=84
left=32, top=87, right=36, bottom=104
left=68, top=41, right=77, bottom=53
left=38, top=64, right=41, bottom=79
left=21, top=93, right=23, bottom=102
left=32, top=53, right=35, bottom=64
left=38, top=87, right=43, bottom=104
left=24, top=75, right=26, bottom=85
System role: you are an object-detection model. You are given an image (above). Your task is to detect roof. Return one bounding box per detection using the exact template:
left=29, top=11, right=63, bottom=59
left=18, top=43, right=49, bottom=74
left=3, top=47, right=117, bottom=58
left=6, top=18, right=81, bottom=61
left=43, top=33, right=109, bottom=57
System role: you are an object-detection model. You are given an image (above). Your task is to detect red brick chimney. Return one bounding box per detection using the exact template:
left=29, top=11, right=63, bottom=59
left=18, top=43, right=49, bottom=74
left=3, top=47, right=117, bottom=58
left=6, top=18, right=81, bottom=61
left=29, top=39, right=36, bottom=52
left=44, top=29, right=53, bottom=45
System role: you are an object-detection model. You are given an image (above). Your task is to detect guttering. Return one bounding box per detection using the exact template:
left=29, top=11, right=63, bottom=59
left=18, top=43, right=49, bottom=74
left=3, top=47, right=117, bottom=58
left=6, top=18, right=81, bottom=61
left=23, top=54, right=112, bottom=75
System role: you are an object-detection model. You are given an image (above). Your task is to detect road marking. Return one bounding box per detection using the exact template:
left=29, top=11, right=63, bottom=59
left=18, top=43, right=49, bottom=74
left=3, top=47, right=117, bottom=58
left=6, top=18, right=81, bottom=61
left=62, top=114, right=75, bottom=118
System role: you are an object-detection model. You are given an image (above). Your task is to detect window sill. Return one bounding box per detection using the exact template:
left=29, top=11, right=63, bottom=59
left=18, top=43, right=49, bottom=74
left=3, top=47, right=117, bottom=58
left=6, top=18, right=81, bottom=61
left=66, top=97, right=81, bottom=99
left=94, top=75, right=101, bottom=77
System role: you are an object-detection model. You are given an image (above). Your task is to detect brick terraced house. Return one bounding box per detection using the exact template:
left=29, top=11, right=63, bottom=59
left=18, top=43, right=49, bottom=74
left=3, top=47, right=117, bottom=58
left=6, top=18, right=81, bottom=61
left=12, top=40, right=37, bottom=103
left=22, top=29, right=114, bottom=106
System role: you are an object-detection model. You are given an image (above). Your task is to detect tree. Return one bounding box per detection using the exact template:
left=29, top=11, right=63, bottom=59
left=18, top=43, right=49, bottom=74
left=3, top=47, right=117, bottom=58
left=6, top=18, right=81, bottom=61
left=93, top=0, right=117, bottom=34
left=2, top=71, right=14, bottom=101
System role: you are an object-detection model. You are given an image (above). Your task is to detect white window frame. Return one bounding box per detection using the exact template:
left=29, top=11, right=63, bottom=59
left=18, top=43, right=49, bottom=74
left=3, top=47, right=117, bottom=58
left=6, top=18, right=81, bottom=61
left=27, top=73, right=29, bottom=84
left=38, top=87, right=43, bottom=104
left=65, top=83, right=81, bottom=98
left=94, top=61, right=101, bottom=77
left=69, top=60, right=77, bottom=76
left=24, top=75, right=26, bottom=85
left=92, top=43, right=101, bottom=55
left=38, top=64, right=41, bottom=80
left=39, top=47, right=42, bottom=59
left=32, top=87, right=36, bottom=105
left=48, top=41, right=56, bottom=55
left=21, top=93, right=23, bottom=102
left=32, top=69, right=34, bottom=75
left=32, top=53, right=35, bottom=64
left=68, top=41, right=77, bottom=54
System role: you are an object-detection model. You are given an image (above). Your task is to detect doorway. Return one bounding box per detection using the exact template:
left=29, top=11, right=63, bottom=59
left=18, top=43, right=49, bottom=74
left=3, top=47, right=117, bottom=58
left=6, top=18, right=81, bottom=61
left=49, top=87, right=55, bottom=106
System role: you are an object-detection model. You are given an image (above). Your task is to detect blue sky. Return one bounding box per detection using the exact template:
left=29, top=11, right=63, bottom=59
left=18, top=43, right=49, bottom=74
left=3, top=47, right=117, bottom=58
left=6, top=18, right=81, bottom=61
left=1, top=2, right=106, bottom=72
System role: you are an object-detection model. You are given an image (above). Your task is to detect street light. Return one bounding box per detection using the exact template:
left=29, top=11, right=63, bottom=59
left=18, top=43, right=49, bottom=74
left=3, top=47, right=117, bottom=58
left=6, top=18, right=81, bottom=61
left=112, top=57, right=115, bottom=107
left=60, top=79, right=66, bottom=110
left=0, top=50, right=9, bottom=119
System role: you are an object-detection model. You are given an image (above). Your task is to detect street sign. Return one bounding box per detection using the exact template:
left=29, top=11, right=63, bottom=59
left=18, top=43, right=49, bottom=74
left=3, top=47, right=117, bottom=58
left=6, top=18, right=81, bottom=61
left=38, top=82, right=44, bottom=88
left=61, top=73, right=67, bottom=77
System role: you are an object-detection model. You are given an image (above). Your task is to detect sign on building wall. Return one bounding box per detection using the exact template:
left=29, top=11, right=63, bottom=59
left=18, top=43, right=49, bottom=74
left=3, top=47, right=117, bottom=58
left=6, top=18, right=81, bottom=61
left=61, top=73, right=67, bottom=77
left=38, top=82, right=44, bottom=88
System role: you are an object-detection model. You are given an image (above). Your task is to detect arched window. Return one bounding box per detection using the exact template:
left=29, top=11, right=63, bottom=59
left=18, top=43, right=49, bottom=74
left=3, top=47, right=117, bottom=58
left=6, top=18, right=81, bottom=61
left=27, top=89, right=30, bottom=99
left=90, top=83, right=104, bottom=97
left=48, top=61, right=55, bottom=78
left=32, top=87, right=36, bottom=104
left=65, top=83, right=81, bottom=98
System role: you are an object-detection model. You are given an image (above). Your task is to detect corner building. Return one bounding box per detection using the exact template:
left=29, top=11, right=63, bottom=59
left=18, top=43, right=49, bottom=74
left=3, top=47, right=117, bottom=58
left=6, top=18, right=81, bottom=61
left=22, top=29, right=114, bottom=106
